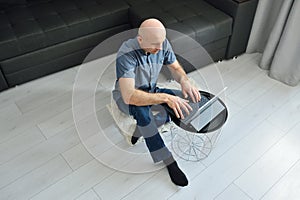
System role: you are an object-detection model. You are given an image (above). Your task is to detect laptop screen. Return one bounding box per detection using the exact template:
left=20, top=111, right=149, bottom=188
left=190, top=99, right=226, bottom=131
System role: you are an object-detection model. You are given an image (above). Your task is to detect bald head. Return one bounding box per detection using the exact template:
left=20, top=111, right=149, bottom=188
left=137, top=18, right=166, bottom=54
left=139, top=18, right=165, bottom=35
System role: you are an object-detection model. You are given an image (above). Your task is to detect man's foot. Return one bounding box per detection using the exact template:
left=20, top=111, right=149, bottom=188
left=130, top=127, right=142, bottom=145
left=164, top=157, right=188, bottom=187
left=131, top=135, right=141, bottom=145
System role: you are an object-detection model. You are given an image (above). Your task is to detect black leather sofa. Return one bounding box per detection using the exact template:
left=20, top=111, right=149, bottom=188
left=0, top=0, right=258, bottom=92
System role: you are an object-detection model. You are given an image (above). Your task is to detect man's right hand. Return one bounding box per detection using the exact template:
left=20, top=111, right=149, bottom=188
left=166, top=95, right=193, bottom=119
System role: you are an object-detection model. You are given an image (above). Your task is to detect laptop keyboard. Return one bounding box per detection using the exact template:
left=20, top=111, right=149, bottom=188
left=181, top=95, right=210, bottom=124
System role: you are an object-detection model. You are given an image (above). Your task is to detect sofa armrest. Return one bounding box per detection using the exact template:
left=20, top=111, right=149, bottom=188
left=205, top=0, right=258, bottom=58
left=0, top=67, right=8, bottom=92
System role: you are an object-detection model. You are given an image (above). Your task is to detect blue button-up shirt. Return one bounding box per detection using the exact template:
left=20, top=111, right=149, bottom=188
left=113, top=37, right=176, bottom=105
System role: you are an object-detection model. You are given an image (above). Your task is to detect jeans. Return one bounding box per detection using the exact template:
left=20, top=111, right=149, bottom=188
left=116, top=87, right=182, bottom=163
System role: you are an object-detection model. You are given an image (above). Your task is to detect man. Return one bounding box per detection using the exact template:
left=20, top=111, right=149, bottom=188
left=112, top=18, right=201, bottom=187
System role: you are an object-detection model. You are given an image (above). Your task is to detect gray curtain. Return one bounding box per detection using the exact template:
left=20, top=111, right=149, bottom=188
left=246, top=0, right=300, bottom=86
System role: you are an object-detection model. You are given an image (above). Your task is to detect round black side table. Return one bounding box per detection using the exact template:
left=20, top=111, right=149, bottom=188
left=169, top=91, right=228, bottom=161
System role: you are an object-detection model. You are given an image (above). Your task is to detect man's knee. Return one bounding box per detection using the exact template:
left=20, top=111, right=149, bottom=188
left=129, top=105, right=152, bottom=126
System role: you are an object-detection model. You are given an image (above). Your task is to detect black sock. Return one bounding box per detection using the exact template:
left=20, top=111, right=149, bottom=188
left=131, top=127, right=141, bottom=145
left=164, top=157, right=188, bottom=187
left=131, top=135, right=140, bottom=145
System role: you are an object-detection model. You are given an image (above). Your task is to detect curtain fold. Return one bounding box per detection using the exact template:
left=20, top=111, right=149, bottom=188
left=246, top=0, right=300, bottom=86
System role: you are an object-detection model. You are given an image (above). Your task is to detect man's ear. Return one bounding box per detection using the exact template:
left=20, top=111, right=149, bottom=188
left=137, top=35, right=142, bottom=43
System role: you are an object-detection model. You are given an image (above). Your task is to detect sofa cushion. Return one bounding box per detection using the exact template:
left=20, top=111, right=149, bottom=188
left=0, top=0, right=129, bottom=61
left=0, top=0, right=27, bottom=8
left=0, top=0, right=27, bottom=3
left=129, top=0, right=232, bottom=45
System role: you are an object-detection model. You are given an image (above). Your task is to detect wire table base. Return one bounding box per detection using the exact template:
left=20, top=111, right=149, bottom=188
left=170, top=126, right=220, bottom=161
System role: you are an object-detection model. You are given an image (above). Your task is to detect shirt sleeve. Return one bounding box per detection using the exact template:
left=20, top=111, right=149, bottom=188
left=116, top=52, right=136, bottom=79
left=163, top=39, right=177, bottom=65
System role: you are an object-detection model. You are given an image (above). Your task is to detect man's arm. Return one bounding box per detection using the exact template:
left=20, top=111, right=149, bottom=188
left=119, top=77, right=168, bottom=106
left=167, top=60, right=201, bottom=103
left=119, top=77, right=192, bottom=119
left=167, top=60, right=189, bottom=83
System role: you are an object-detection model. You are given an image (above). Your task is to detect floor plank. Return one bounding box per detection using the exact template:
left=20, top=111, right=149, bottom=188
left=93, top=171, right=157, bottom=200
left=0, top=92, right=73, bottom=143
left=0, top=127, right=79, bottom=189
left=267, top=91, right=300, bottom=132
left=234, top=123, right=300, bottom=199
left=0, top=68, right=76, bottom=106
left=62, top=143, right=94, bottom=171
left=261, top=159, right=300, bottom=200
left=30, top=160, right=113, bottom=200
left=0, top=156, right=72, bottom=200
left=0, top=102, right=22, bottom=121
left=75, top=189, right=101, bottom=200
left=0, top=126, right=45, bottom=165
left=37, top=91, right=111, bottom=139
left=214, top=184, right=251, bottom=200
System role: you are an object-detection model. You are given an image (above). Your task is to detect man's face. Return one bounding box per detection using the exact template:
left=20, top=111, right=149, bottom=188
left=138, top=28, right=166, bottom=54
left=141, top=38, right=164, bottom=54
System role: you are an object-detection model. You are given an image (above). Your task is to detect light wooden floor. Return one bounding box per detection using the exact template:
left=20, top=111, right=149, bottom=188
left=0, top=53, right=300, bottom=200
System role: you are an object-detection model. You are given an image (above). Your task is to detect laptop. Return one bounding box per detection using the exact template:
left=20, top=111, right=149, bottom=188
left=179, top=87, right=227, bottom=131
